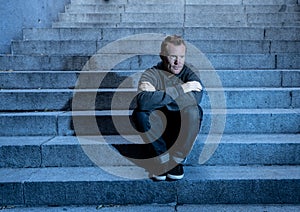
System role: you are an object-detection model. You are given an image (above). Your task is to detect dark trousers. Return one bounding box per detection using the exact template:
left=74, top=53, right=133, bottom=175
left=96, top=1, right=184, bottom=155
left=132, top=105, right=203, bottom=165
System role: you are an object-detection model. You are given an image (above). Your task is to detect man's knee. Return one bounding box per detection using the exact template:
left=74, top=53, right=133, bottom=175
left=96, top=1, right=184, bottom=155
left=132, top=110, right=150, bottom=132
left=182, top=105, right=203, bottom=120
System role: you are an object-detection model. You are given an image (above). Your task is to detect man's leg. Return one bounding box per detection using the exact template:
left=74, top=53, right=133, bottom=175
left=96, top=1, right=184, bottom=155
left=170, top=105, right=203, bottom=163
left=132, top=109, right=170, bottom=178
left=165, top=105, right=203, bottom=180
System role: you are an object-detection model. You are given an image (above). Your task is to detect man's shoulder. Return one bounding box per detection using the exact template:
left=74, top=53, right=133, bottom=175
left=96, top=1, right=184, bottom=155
left=180, top=64, right=201, bottom=82
left=142, top=64, right=165, bottom=76
left=183, top=63, right=198, bottom=73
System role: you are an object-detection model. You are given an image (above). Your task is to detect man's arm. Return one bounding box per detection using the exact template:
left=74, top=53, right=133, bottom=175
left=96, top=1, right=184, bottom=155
left=135, top=67, right=203, bottom=111
left=181, top=81, right=202, bottom=93
left=136, top=70, right=181, bottom=111
left=173, top=68, right=204, bottom=108
left=139, top=81, right=156, bottom=92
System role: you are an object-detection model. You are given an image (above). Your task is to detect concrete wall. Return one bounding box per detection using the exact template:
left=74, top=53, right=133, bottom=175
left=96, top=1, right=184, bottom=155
left=0, top=0, right=69, bottom=54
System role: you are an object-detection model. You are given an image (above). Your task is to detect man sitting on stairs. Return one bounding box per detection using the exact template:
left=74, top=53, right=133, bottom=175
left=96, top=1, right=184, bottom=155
left=132, top=35, right=203, bottom=181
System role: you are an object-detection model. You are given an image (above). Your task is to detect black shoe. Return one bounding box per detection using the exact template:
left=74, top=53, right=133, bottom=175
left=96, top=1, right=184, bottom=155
left=167, top=164, right=184, bottom=180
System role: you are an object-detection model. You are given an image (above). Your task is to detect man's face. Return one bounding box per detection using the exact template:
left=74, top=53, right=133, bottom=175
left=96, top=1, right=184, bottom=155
left=163, top=43, right=186, bottom=75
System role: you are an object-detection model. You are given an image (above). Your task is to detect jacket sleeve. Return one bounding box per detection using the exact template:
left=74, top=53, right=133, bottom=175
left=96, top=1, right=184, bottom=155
left=136, top=69, right=180, bottom=111
left=135, top=67, right=203, bottom=111
left=172, top=68, right=203, bottom=109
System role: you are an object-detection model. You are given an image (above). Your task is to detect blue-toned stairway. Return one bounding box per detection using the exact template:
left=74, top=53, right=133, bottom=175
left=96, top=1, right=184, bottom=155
left=0, top=0, right=299, bottom=207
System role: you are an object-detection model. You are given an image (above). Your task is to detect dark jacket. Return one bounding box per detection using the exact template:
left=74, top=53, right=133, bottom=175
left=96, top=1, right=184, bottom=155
left=136, top=62, right=203, bottom=111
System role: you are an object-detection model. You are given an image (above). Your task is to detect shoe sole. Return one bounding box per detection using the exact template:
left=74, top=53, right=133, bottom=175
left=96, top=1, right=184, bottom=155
left=167, top=173, right=184, bottom=180
left=151, top=175, right=167, bottom=181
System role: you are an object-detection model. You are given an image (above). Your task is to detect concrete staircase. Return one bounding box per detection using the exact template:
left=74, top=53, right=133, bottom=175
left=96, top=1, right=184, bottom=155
left=1, top=0, right=300, bottom=207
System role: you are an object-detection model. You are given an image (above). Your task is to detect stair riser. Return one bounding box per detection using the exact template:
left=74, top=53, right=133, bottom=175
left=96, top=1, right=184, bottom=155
left=66, top=5, right=124, bottom=13
left=0, top=71, right=134, bottom=89
left=189, top=0, right=298, bottom=5
left=64, top=5, right=300, bottom=14
left=12, top=41, right=98, bottom=56
left=54, top=21, right=300, bottom=28
left=70, top=0, right=298, bottom=5
left=11, top=40, right=300, bottom=55
left=2, top=177, right=299, bottom=206
left=186, top=5, right=300, bottom=13
left=2, top=70, right=299, bottom=89
left=185, top=13, right=300, bottom=27
left=2, top=54, right=299, bottom=70
left=52, top=22, right=183, bottom=28
left=23, top=28, right=103, bottom=41
left=55, top=112, right=300, bottom=135
left=0, top=89, right=298, bottom=111
left=22, top=27, right=300, bottom=41
left=1, top=135, right=299, bottom=168
left=59, top=13, right=121, bottom=23
left=71, top=0, right=128, bottom=4
left=56, top=11, right=300, bottom=27
left=177, top=180, right=300, bottom=204
left=0, top=112, right=299, bottom=136
left=185, top=27, right=300, bottom=41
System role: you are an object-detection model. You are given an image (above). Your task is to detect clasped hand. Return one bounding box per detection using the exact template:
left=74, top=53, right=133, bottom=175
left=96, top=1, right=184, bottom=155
left=139, top=81, right=202, bottom=93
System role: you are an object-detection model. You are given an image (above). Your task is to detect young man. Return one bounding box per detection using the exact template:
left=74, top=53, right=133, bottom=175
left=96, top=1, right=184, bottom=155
left=132, top=35, right=203, bottom=181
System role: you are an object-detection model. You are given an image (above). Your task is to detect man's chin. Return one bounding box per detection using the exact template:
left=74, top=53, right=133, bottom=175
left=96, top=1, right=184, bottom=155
left=172, top=68, right=182, bottom=74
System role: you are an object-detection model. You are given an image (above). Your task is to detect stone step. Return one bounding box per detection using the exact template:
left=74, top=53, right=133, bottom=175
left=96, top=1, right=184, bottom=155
left=0, top=88, right=299, bottom=111
left=188, top=0, right=298, bottom=5
left=71, top=0, right=128, bottom=4
left=22, top=28, right=104, bottom=41
left=55, top=12, right=300, bottom=27
left=71, top=0, right=182, bottom=5
left=1, top=134, right=299, bottom=168
left=0, top=109, right=299, bottom=136
left=11, top=40, right=97, bottom=56
left=62, top=109, right=300, bottom=135
left=186, top=5, right=300, bottom=13
left=246, top=13, right=300, bottom=26
left=66, top=4, right=125, bottom=13
left=2, top=53, right=299, bottom=70
left=241, top=0, right=298, bottom=5
left=6, top=204, right=300, bottom=212
left=58, top=13, right=121, bottom=23
left=0, top=55, right=91, bottom=71
left=185, top=13, right=300, bottom=27
left=22, top=27, right=300, bottom=41
left=11, top=39, right=300, bottom=55
left=70, top=0, right=298, bottom=5
left=65, top=4, right=300, bottom=14
left=184, top=27, right=300, bottom=41
left=52, top=22, right=183, bottom=28
left=1, top=70, right=299, bottom=89
left=52, top=21, right=300, bottom=28
left=0, top=165, right=299, bottom=206
left=177, top=205, right=300, bottom=212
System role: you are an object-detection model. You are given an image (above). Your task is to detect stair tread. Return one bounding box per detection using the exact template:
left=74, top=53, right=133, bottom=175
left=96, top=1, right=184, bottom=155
left=1, top=165, right=299, bottom=205
left=6, top=204, right=300, bottom=211
left=1, top=108, right=299, bottom=115
left=0, top=165, right=299, bottom=182
left=1, top=87, right=299, bottom=91
left=1, top=69, right=299, bottom=73
left=1, top=134, right=299, bottom=146
left=0, top=134, right=299, bottom=168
